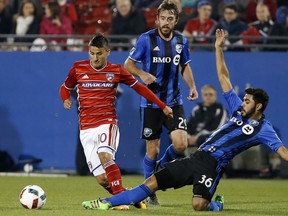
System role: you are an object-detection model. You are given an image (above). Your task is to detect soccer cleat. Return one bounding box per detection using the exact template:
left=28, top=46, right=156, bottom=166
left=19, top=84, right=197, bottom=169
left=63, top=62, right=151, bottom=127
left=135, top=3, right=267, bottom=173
left=215, top=194, right=224, bottom=204
left=214, top=194, right=224, bottom=211
left=82, top=198, right=111, bottom=210
left=145, top=194, right=160, bottom=206
left=111, top=205, right=130, bottom=210
left=133, top=201, right=147, bottom=209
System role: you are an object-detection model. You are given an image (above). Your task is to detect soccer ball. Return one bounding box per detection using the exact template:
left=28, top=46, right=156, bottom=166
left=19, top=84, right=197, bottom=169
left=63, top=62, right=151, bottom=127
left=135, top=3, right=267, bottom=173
left=19, top=185, right=46, bottom=209
left=23, top=164, right=33, bottom=173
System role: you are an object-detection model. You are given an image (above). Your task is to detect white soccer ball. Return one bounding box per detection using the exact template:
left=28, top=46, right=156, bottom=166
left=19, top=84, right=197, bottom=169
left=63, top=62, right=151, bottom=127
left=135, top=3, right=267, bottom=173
left=23, top=164, right=33, bottom=173
left=19, top=185, right=46, bottom=209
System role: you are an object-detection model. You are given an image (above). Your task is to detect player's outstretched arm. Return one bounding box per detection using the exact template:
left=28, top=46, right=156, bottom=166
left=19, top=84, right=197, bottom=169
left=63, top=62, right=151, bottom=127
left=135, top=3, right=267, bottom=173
left=277, top=146, right=288, bottom=161
left=132, top=83, right=173, bottom=118
left=124, top=58, right=156, bottom=85
left=215, top=29, right=233, bottom=93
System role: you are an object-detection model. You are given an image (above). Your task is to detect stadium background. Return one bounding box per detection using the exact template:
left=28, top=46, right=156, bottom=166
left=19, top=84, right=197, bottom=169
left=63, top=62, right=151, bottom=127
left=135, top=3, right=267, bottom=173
left=0, top=51, right=287, bottom=173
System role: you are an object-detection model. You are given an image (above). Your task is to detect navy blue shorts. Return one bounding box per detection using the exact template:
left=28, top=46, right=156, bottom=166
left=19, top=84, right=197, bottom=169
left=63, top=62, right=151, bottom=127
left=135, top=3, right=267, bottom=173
left=154, top=150, right=223, bottom=201
left=140, top=105, right=187, bottom=140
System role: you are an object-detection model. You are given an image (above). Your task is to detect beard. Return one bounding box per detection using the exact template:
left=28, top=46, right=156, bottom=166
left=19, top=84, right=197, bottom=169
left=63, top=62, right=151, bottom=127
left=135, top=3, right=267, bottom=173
left=159, top=25, right=172, bottom=38
left=241, top=107, right=256, bottom=119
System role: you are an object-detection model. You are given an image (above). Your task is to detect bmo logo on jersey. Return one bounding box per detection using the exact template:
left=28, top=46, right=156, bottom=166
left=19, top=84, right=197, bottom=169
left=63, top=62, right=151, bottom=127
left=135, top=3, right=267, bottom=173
left=152, top=54, right=180, bottom=66
left=230, top=116, right=255, bottom=135
left=153, top=57, right=171, bottom=63
left=230, top=116, right=243, bottom=126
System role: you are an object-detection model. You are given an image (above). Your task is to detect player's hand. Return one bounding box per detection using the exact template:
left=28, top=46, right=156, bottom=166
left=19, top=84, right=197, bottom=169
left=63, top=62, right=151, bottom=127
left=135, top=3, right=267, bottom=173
left=63, top=99, right=72, bottom=110
left=163, top=106, right=173, bottom=119
left=139, top=71, right=156, bottom=85
left=215, top=29, right=227, bottom=49
left=187, top=88, right=198, bottom=101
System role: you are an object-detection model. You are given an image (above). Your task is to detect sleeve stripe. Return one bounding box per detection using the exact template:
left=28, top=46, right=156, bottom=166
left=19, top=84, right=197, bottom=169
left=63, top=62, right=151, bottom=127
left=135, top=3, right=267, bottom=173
left=184, top=60, right=192, bottom=65
left=64, top=83, right=75, bottom=90
left=128, top=56, right=141, bottom=63
left=130, top=80, right=138, bottom=88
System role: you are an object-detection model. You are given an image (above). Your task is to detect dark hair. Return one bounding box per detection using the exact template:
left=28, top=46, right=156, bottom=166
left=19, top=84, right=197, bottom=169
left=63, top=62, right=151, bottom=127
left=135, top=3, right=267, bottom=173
left=245, top=88, right=269, bottom=112
left=47, top=1, right=61, bottom=19
left=224, top=3, right=239, bottom=13
left=157, top=0, right=179, bottom=20
left=19, top=0, right=38, bottom=17
left=88, top=33, right=110, bottom=50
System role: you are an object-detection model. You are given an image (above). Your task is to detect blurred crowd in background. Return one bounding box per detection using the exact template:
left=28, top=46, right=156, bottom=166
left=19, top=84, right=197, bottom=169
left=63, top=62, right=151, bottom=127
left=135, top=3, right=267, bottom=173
left=0, top=0, right=288, bottom=51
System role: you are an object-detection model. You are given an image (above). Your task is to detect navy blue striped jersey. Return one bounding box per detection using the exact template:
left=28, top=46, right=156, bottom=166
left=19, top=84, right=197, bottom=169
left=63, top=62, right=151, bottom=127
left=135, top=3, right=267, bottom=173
left=128, top=29, right=191, bottom=108
left=199, top=89, right=283, bottom=168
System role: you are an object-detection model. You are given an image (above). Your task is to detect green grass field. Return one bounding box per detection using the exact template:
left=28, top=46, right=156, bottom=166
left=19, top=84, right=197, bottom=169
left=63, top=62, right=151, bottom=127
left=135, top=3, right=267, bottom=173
left=0, top=174, right=287, bottom=216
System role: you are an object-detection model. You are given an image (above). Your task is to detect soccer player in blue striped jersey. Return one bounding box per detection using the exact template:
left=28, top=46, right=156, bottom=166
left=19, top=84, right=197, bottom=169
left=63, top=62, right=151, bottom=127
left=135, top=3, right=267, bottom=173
left=82, top=29, right=288, bottom=212
left=124, top=0, right=198, bottom=205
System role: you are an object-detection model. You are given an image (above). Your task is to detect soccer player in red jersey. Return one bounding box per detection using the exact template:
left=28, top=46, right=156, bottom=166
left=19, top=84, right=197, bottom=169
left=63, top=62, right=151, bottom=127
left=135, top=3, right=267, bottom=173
left=60, top=33, right=173, bottom=210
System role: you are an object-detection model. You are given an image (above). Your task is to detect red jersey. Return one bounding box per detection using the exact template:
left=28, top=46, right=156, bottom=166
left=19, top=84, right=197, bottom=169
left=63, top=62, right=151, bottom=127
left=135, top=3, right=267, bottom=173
left=60, top=60, right=166, bottom=130
left=184, top=18, right=217, bottom=44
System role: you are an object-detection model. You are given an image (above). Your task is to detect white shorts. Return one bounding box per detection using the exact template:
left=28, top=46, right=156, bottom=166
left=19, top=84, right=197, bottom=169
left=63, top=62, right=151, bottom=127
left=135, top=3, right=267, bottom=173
left=80, top=124, right=120, bottom=176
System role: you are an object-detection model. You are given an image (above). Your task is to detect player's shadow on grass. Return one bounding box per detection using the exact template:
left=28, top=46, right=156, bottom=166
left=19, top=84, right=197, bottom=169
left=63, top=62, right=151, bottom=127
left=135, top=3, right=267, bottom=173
left=0, top=105, right=23, bottom=169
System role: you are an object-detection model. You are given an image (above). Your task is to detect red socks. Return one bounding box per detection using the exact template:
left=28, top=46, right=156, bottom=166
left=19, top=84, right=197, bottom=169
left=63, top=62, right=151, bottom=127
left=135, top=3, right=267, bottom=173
left=103, top=161, right=124, bottom=195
